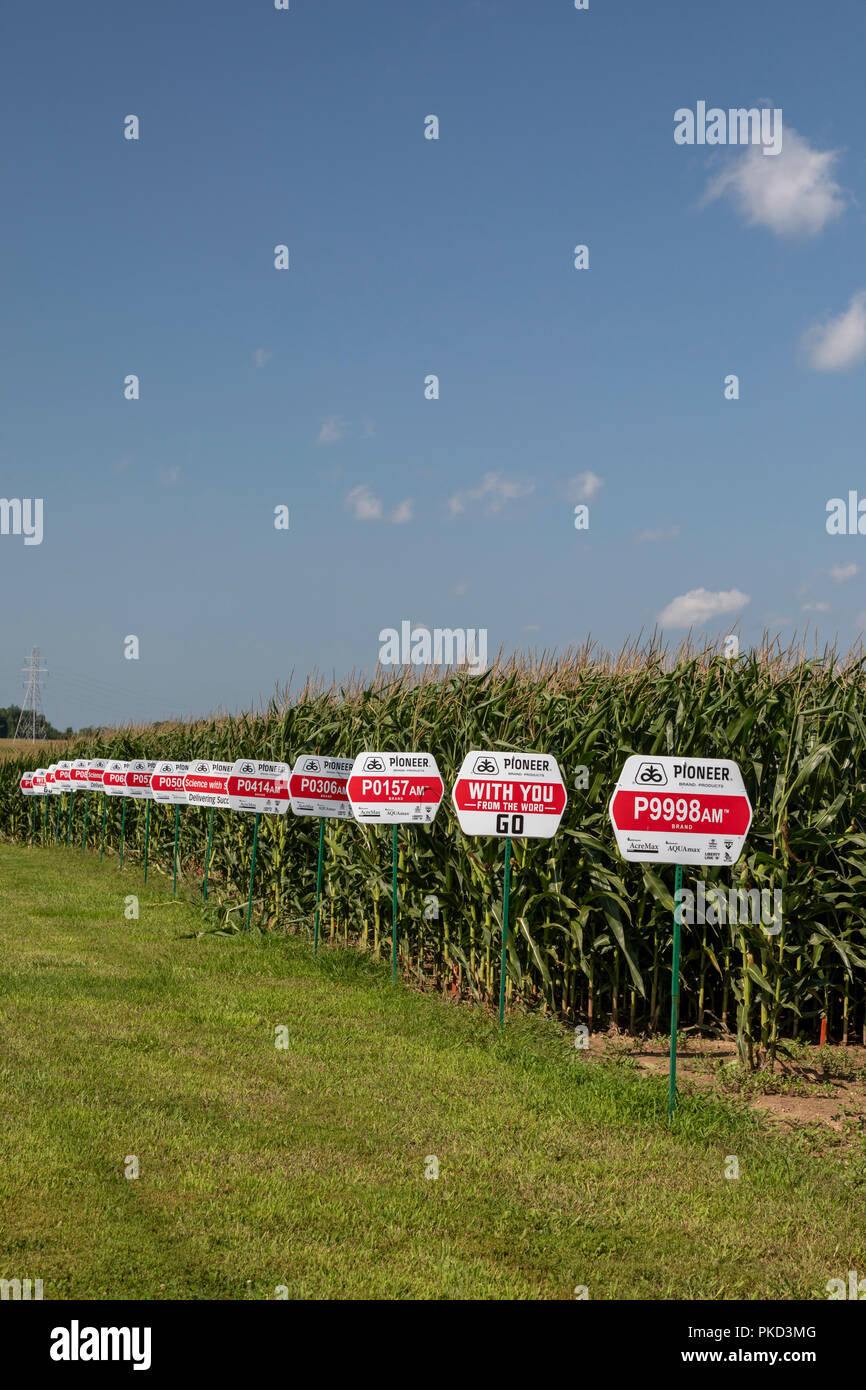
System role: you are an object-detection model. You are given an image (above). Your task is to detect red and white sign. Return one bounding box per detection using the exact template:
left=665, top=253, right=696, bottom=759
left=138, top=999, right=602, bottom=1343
left=53, top=761, right=73, bottom=790
left=45, top=765, right=62, bottom=795
left=289, top=755, right=354, bottom=819
left=31, top=768, right=47, bottom=795
left=452, top=750, right=567, bottom=838
left=20, top=771, right=34, bottom=795
left=102, top=761, right=130, bottom=796
left=608, top=755, right=752, bottom=865
left=88, top=760, right=107, bottom=787
left=226, top=760, right=290, bottom=815
left=184, top=761, right=232, bottom=809
left=347, top=751, right=443, bottom=825
left=124, top=760, right=157, bottom=799
left=70, top=759, right=92, bottom=790
left=151, top=762, right=191, bottom=805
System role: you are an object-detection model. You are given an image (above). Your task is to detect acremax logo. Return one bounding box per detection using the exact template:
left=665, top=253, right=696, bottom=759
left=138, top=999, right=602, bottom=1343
left=50, top=1320, right=152, bottom=1370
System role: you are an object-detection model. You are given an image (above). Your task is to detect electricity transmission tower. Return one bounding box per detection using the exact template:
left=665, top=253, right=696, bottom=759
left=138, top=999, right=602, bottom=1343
left=14, top=647, right=48, bottom=740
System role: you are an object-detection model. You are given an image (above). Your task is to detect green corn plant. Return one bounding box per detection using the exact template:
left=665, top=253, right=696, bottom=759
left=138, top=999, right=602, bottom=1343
left=2, top=635, right=865, bottom=1066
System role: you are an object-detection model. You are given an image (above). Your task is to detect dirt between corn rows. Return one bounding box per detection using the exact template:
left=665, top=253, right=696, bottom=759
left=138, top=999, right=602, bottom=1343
left=589, top=1034, right=866, bottom=1138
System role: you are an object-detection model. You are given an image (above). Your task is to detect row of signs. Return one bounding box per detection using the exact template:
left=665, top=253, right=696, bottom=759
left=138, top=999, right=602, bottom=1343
left=19, top=753, right=753, bottom=863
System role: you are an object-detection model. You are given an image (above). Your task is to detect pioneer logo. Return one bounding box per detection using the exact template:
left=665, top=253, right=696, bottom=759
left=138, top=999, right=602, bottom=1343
left=364, top=757, right=384, bottom=772
left=473, top=756, right=498, bottom=774
left=636, top=762, right=667, bottom=786
left=673, top=762, right=731, bottom=781
left=50, top=1321, right=152, bottom=1371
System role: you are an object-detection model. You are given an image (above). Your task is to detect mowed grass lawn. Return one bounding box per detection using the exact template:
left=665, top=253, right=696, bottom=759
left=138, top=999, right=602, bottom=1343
left=0, top=844, right=863, bottom=1300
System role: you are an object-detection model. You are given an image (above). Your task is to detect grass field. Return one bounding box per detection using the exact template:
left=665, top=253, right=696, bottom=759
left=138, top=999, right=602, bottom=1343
left=1, top=842, right=864, bottom=1300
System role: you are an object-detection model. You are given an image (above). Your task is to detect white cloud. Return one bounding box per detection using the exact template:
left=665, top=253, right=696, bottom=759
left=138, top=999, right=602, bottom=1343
left=317, top=416, right=347, bottom=446
left=448, top=471, right=534, bottom=517
left=253, top=347, right=271, bottom=368
left=829, top=562, right=858, bottom=583
left=802, top=601, right=830, bottom=612
left=701, top=127, right=845, bottom=239
left=657, top=587, right=750, bottom=628
left=802, top=291, right=866, bottom=371
left=565, top=471, right=604, bottom=503
left=345, top=485, right=383, bottom=520
left=636, top=524, right=680, bottom=543
left=345, top=486, right=413, bottom=524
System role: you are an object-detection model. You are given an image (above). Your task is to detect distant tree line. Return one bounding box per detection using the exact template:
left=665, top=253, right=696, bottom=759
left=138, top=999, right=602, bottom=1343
left=0, top=705, right=72, bottom=739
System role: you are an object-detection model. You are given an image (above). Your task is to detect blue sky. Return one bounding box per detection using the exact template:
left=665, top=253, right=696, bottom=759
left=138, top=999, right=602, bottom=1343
left=3, top=0, right=866, bottom=729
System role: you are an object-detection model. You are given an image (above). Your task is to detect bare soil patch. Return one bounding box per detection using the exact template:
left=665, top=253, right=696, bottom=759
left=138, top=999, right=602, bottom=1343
left=592, top=1032, right=866, bottom=1140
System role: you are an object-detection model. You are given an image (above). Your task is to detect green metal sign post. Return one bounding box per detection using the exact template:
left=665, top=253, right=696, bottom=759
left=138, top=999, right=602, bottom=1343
left=498, top=836, right=512, bottom=1030
left=99, top=798, right=107, bottom=863
left=313, top=818, right=325, bottom=954
left=172, top=806, right=180, bottom=898
left=82, top=790, right=90, bottom=851
left=54, top=798, right=61, bottom=844
left=41, top=797, right=47, bottom=844
left=287, top=754, right=355, bottom=956
left=202, top=807, right=214, bottom=903
left=66, top=794, right=73, bottom=847
left=608, top=755, right=753, bottom=1124
left=391, top=825, right=399, bottom=984
left=119, top=799, right=126, bottom=870
left=29, top=802, right=35, bottom=846
left=450, top=750, right=568, bottom=1032
left=668, top=864, right=684, bottom=1122
left=245, top=813, right=260, bottom=930
left=344, top=752, right=444, bottom=983
left=143, top=801, right=151, bottom=884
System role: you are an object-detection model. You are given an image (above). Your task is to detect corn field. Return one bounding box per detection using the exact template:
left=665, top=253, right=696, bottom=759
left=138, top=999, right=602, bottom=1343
left=3, top=637, right=866, bottom=1068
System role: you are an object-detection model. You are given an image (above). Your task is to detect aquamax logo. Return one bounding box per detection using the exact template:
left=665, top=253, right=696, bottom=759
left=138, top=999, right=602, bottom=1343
left=50, top=1320, right=151, bottom=1370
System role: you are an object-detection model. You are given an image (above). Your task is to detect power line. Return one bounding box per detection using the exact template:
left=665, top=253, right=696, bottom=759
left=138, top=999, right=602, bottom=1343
left=14, top=647, right=48, bottom=740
